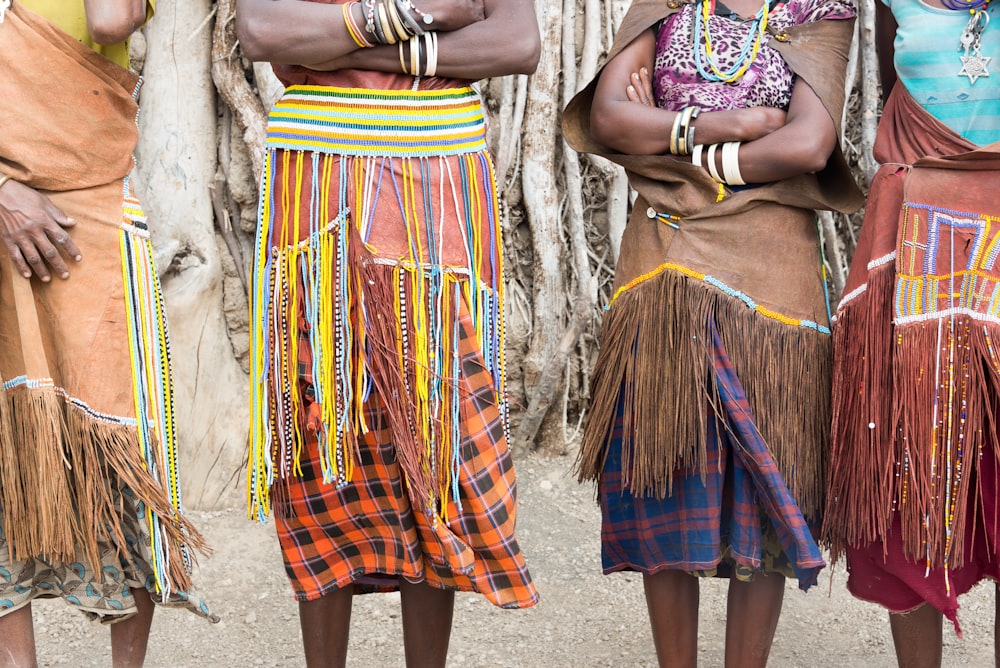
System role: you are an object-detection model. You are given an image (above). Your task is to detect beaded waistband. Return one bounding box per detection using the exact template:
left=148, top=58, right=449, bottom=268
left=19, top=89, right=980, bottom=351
left=266, top=85, right=488, bottom=158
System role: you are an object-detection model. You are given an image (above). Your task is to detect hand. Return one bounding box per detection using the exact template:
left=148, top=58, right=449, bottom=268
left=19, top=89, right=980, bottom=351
left=411, top=0, right=484, bottom=32
left=0, top=180, right=82, bottom=282
left=625, top=67, right=655, bottom=107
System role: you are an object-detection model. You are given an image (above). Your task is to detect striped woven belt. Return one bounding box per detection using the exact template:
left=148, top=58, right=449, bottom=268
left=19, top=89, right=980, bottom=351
left=266, top=85, right=488, bottom=158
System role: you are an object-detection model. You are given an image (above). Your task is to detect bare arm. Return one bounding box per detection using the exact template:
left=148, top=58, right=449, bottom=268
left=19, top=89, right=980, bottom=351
left=875, top=1, right=898, bottom=104
left=724, top=77, right=839, bottom=183
left=324, top=0, right=540, bottom=78
left=83, top=0, right=148, bottom=44
left=589, top=30, right=787, bottom=155
left=237, top=0, right=540, bottom=79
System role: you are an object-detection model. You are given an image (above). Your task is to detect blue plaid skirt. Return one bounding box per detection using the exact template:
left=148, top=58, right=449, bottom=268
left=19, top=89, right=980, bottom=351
left=599, top=321, right=825, bottom=590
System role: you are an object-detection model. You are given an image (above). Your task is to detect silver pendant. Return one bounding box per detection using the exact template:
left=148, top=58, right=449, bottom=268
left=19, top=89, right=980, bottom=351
left=958, top=9, right=991, bottom=85
left=959, top=51, right=991, bottom=84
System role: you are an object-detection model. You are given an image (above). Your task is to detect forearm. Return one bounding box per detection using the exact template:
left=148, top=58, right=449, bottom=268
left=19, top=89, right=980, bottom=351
left=83, top=0, right=147, bottom=44
left=700, top=80, right=837, bottom=184
left=237, top=0, right=362, bottom=65
left=324, top=24, right=538, bottom=78
left=308, top=0, right=539, bottom=78
left=592, top=101, right=782, bottom=155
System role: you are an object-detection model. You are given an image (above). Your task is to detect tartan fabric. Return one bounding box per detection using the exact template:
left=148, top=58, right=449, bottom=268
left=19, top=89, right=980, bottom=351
left=275, top=308, right=537, bottom=609
left=600, top=320, right=825, bottom=590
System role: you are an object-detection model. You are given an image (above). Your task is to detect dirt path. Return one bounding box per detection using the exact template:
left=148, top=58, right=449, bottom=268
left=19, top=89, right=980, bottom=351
left=31, top=452, right=996, bottom=667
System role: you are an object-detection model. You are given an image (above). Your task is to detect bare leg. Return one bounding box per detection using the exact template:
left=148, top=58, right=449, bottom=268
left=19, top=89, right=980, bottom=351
left=889, top=603, right=942, bottom=668
left=110, top=587, right=155, bottom=668
left=399, top=579, right=454, bottom=668
left=299, top=586, right=353, bottom=668
left=643, top=570, right=699, bottom=668
left=0, top=604, right=37, bottom=668
left=724, top=573, right=785, bottom=668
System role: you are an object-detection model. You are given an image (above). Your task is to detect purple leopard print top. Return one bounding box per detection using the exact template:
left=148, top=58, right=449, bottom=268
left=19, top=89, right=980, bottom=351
left=653, top=0, right=854, bottom=112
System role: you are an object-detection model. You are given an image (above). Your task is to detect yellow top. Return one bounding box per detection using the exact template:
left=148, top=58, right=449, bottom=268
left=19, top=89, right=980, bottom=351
left=20, top=0, right=154, bottom=68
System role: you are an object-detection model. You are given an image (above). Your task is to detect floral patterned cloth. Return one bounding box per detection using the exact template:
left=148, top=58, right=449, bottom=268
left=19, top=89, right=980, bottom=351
left=0, top=487, right=216, bottom=624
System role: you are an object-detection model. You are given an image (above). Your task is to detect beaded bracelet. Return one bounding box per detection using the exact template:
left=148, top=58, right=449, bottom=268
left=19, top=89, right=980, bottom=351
left=343, top=2, right=373, bottom=48
left=362, top=0, right=436, bottom=46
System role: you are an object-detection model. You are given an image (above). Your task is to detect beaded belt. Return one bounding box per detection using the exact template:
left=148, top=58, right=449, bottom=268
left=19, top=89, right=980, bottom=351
left=266, top=85, right=488, bottom=158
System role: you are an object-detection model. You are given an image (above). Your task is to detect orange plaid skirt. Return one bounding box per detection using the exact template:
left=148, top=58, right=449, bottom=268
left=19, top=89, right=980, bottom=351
left=274, top=311, right=537, bottom=609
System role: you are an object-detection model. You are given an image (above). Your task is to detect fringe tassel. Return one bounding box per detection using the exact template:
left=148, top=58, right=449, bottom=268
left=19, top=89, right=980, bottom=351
left=0, top=386, right=79, bottom=566
left=577, top=267, right=832, bottom=519
left=0, top=184, right=205, bottom=594
left=119, top=182, right=206, bottom=594
left=824, top=261, right=1000, bottom=570
left=248, top=150, right=505, bottom=524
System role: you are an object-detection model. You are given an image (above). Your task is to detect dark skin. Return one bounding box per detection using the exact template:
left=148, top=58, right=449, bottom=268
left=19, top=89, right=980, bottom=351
left=590, top=0, right=841, bottom=665
left=0, top=0, right=146, bottom=284
left=876, top=5, right=999, bottom=667
left=235, top=1, right=539, bottom=666
left=590, top=0, right=838, bottom=183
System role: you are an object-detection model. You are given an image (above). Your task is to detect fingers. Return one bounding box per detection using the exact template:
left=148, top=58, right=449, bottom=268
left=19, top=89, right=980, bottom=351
left=3, top=240, right=33, bottom=280
left=0, top=183, right=83, bottom=281
left=638, top=67, right=654, bottom=104
left=47, top=225, right=83, bottom=263
left=627, top=68, right=655, bottom=107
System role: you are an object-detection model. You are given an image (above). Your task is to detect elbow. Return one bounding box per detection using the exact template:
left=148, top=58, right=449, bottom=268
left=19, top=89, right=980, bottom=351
left=87, top=7, right=146, bottom=45
left=590, top=107, right=617, bottom=148
left=518, top=32, right=542, bottom=75
left=590, top=104, right=639, bottom=153
left=499, top=31, right=540, bottom=75
left=806, top=140, right=837, bottom=175
left=790, top=132, right=837, bottom=175
left=236, top=6, right=274, bottom=62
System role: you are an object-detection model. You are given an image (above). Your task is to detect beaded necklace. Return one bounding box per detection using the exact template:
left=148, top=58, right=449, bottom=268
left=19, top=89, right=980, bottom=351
left=692, top=0, right=770, bottom=83
left=942, top=0, right=993, bottom=84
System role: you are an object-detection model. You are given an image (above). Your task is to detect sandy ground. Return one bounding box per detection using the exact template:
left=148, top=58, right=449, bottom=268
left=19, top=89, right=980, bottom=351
left=28, top=451, right=998, bottom=667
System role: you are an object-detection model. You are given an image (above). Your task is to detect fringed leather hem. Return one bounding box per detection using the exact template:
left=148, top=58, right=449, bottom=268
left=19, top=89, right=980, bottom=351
left=824, top=261, right=1000, bottom=569
left=0, top=384, right=207, bottom=593
left=578, top=266, right=831, bottom=519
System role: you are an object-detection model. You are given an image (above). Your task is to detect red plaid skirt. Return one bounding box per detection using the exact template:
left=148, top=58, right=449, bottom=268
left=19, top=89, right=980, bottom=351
left=274, top=310, right=537, bottom=609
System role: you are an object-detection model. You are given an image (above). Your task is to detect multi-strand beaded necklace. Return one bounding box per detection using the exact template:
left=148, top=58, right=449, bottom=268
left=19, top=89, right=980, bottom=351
left=944, top=0, right=993, bottom=84
left=692, top=0, right=771, bottom=83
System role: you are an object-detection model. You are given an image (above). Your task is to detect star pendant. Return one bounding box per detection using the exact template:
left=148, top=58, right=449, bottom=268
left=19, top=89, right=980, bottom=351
left=959, top=53, right=991, bottom=85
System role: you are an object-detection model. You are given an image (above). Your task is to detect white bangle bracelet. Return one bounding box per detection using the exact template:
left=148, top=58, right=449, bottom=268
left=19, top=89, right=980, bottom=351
left=692, top=144, right=704, bottom=168
left=721, top=141, right=745, bottom=186
left=706, top=143, right=723, bottom=183
left=424, top=31, right=438, bottom=77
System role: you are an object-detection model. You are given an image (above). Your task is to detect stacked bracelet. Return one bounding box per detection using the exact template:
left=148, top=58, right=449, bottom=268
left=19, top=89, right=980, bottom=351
left=695, top=141, right=745, bottom=186
left=668, top=106, right=700, bottom=156
left=363, top=0, right=432, bottom=45
left=343, top=2, right=373, bottom=48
